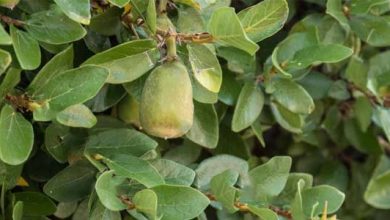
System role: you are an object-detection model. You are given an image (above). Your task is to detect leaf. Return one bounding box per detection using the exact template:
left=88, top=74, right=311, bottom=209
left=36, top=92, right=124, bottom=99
left=376, top=107, right=390, bottom=143
left=218, top=70, right=242, bottom=105
left=187, top=44, right=222, bottom=93
left=0, top=105, right=34, bottom=165
left=343, top=118, right=381, bottom=154
left=186, top=101, right=219, bottom=149
left=89, top=7, right=122, bottom=36
left=248, top=156, right=292, bottom=201
left=177, top=7, right=205, bottom=33
left=31, top=65, right=109, bottom=113
left=133, top=189, right=158, bottom=220
left=346, top=55, right=368, bottom=89
left=298, top=71, right=333, bottom=100
left=288, top=44, right=353, bottom=69
left=328, top=80, right=350, bottom=100
left=14, top=192, right=56, bottom=216
left=53, top=0, right=91, bottom=25
left=95, top=171, right=127, bottom=211
left=210, top=170, right=239, bottom=213
left=271, top=102, right=304, bottom=133
left=25, top=6, right=86, bottom=44
left=291, top=179, right=307, bottom=220
left=0, top=49, right=11, bottom=75
left=0, top=0, right=19, bottom=9
left=326, top=0, right=350, bottom=31
left=43, top=161, right=96, bottom=202
left=151, top=185, right=210, bottom=220
left=232, top=83, right=264, bottom=132
left=350, top=15, right=390, bottom=47
left=302, top=185, right=345, bottom=216
left=108, top=0, right=129, bottom=7
left=10, top=25, right=41, bottom=70
left=85, top=128, right=157, bottom=157
left=0, top=25, right=11, bottom=45
left=353, top=96, right=372, bottom=132
left=163, top=140, right=201, bottom=166
left=56, top=104, right=97, bottom=128
left=173, top=0, right=201, bottom=10
left=12, top=201, right=23, bottom=220
left=146, top=0, right=156, bottom=34
left=238, top=0, right=289, bottom=42
left=247, top=206, right=278, bottom=220
left=83, top=39, right=158, bottom=84
left=89, top=196, right=121, bottom=220
left=251, top=118, right=265, bottom=147
left=28, top=45, right=74, bottom=93
left=195, top=155, right=249, bottom=191
left=151, top=159, right=196, bottom=186
left=208, top=7, right=259, bottom=55
left=0, top=68, right=20, bottom=102
left=103, top=154, right=164, bottom=188
left=272, top=78, right=315, bottom=114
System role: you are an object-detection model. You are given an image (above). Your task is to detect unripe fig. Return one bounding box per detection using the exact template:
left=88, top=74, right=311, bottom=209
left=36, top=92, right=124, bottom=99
left=140, top=61, right=193, bottom=139
left=117, top=95, right=141, bottom=128
left=0, top=0, right=19, bottom=9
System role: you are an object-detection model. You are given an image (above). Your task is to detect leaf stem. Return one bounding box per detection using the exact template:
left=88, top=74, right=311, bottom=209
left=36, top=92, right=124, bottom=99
left=0, top=14, right=24, bottom=27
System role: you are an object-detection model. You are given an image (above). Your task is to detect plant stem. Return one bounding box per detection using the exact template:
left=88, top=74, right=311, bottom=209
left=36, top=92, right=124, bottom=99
left=0, top=14, right=24, bottom=27
left=158, top=0, right=168, bottom=14
left=166, top=35, right=177, bottom=61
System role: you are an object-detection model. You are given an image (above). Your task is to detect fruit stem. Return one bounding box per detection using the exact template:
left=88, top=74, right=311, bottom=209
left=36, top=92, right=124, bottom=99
left=166, top=34, right=177, bottom=61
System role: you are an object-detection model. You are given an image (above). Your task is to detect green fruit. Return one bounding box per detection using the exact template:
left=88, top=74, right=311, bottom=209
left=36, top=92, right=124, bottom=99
left=140, top=61, right=193, bottom=139
left=0, top=0, right=19, bottom=9
left=117, top=95, right=141, bottom=128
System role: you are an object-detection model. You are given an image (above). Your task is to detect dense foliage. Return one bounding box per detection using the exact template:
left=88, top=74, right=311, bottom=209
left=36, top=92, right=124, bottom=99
left=0, top=0, right=389, bottom=219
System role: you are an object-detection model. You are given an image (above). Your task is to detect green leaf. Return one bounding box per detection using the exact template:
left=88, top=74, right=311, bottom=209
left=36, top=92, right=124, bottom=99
left=195, top=155, right=249, bottom=191
left=151, top=159, right=195, bottom=186
left=186, top=101, right=219, bottom=149
left=187, top=44, right=222, bottom=93
left=44, top=123, right=71, bottom=163
left=43, top=161, right=96, bottom=202
left=56, top=104, right=97, bottom=128
left=95, top=171, right=127, bottom=211
left=350, top=15, right=390, bottom=47
left=25, top=6, right=86, bottom=44
left=83, top=40, right=158, bottom=84
left=177, top=7, right=204, bottom=33
left=277, top=173, right=313, bottom=204
left=238, top=0, right=289, bottom=42
left=103, top=154, right=164, bottom=188
left=108, top=0, right=129, bottom=7
left=291, top=179, right=306, bottom=220
left=376, top=107, right=390, bottom=143
left=133, top=189, right=158, bottom=220
left=271, top=102, right=304, bottom=133
left=328, top=80, right=350, bottom=100
left=247, top=206, right=278, bottom=220
left=151, top=185, right=210, bottom=220
left=251, top=118, right=265, bottom=147
left=248, top=156, right=292, bottom=201
left=288, top=44, right=353, bottom=69
left=272, top=78, right=315, bottom=114
left=350, top=0, right=390, bottom=14
left=89, top=7, right=122, bottom=36
left=344, top=118, right=381, bottom=154
left=85, top=128, right=157, bottom=157
left=208, top=7, right=259, bottom=55
left=346, top=55, right=368, bottom=89
left=89, top=195, right=121, bottom=220
left=232, top=83, right=264, bottom=132
left=298, top=71, right=333, bottom=100
left=12, top=201, right=23, bottom=220
left=210, top=170, right=239, bottom=213
left=146, top=0, right=157, bottom=34
left=0, top=49, right=11, bottom=75
left=10, top=25, right=41, bottom=70
left=0, top=25, right=11, bottom=45
left=0, top=68, right=20, bottom=102
left=53, top=0, right=91, bottom=24
left=353, top=96, right=372, bottom=132
left=302, top=185, right=345, bottom=216
left=217, top=46, right=256, bottom=74
left=0, top=0, right=19, bottom=9
left=14, top=192, right=56, bottom=216
left=28, top=45, right=74, bottom=93
left=173, top=0, right=201, bottom=10
left=326, top=0, right=350, bottom=31
left=31, top=65, right=109, bottom=113
left=0, top=105, right=34, bottom=165
left=364, top=171, right=390, bottom=209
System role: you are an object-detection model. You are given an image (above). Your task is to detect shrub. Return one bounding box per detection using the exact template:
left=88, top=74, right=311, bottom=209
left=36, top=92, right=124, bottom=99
left=0, top=0, right=389, bottom=219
